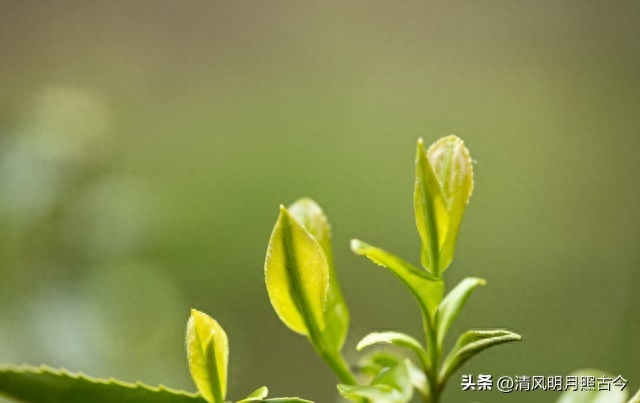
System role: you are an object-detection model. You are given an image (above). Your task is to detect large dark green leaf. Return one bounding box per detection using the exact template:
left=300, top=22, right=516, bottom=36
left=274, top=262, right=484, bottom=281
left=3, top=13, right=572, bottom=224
left=0, top=365, right=206, bottom=403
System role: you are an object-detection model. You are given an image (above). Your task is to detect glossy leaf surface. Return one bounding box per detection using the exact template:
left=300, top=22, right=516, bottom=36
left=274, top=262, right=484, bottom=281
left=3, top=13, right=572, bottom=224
left=351, top=239, right=443, bottom=318
left=440, top=330, right=521, bottom=385
left=556, top=370, right=627, bottom=403
left=186, top=309, right=228, bottom=403
left=437, top=277, right=486, bottom=348
left=265, top=206, right=329, bottom=335
left=288, top=198, right=349, bottom=351
left=0, top=365, right=206, bottom=403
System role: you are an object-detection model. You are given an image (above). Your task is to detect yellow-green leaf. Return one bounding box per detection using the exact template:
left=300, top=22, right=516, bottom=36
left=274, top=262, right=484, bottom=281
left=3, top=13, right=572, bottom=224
left=288, top=198, right=349, bottom=351
left=414, top=138, right=449, bottom=276
left=265, top=206, right=329, bottom=336
left=428, top=135, right=474, bottom=272
left=351, top=239, right=443, bottom=318
left=436, top=277, right=486, bottom=349
left=439, top=329, right=521, bottom=386
left=186, top=309, right=229, bottom=403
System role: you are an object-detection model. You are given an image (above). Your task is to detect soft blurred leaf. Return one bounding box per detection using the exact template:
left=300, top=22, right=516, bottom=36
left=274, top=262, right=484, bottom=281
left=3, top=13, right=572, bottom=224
left=351, top=239, right=443, bottom=318
left=556, top=369, right=627, bottom=403
left=265, top=206, right=329, bottom=336
left=261, top=399, right=313, bottom=403
left=427, top=135, right=473, bottom=272
left=406, top=361, right=428, bottom=400
left=440, top=330, right=521, bottom=385
left=356, top=331, right=427, bottom=369
left=628, top=389, right=640, bottom=403
left=0, top=365, right=206, bottom=403
left=357, top=352, right=403, bottom=378
left=288, top=198, right=349, bottom=351
left=186, top=309, right=229, bottom=403
left=414, top=138, right=449, bottom=275
left=339, top=360, right=413, bottom=403
left=437, top=277, right=486, bottom=349
left=236, top=386, right=268, bottom=402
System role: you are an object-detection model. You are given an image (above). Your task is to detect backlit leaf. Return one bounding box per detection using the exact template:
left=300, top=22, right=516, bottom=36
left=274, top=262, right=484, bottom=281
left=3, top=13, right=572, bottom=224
left=414, top=136, right=474, bottom=275
left=414, top=138, right=449, bottom=275
left=427, top=135, right=473, bottom=272
left=186, top=309, right=228, bottom=403
left=265, top=206, right=329, bottom=336
left=288, top=198, right=349, bottom=351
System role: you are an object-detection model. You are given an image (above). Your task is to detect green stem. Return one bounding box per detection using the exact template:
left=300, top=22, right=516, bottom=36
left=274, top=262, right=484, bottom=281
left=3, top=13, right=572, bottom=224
left=319, top=350, right=358, bottom=385
left=427, top=322, right=440, bottom=403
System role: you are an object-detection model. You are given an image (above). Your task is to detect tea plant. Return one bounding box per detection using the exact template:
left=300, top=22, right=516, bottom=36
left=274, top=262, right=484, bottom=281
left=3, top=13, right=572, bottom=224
left=0, top=136, right=635, bottom=403
left=264, top=136, right=521, bottom=403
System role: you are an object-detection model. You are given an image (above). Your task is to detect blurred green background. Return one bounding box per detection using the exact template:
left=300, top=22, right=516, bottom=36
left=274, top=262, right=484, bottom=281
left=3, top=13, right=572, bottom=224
left=1, top=1, right=639, bottom=402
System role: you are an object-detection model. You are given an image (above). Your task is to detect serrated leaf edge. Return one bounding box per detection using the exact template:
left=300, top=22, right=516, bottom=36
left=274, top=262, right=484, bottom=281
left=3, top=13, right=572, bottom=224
left=0, top=364, right=202, bottom=398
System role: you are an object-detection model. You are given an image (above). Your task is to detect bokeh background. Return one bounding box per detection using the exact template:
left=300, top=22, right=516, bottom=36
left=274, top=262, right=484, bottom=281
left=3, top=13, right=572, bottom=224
left=1, top=1, right=639, bottom=402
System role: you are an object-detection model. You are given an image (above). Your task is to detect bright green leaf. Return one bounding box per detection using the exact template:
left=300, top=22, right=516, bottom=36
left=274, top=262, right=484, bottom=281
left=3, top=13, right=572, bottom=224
left=437, top=277, right=486, bottom=349
left=414, top=136, right=474, bottom=275
left=186, top=309, right=229, bottom=403
left=556, top=370, right=627, bottom=403
left=356, top=331, right=428, bottom=370
left=288, top=198, right=349, bottom=352
left=351, top=239, right=443, bottom=318
left=439, top=330, right=521, bottom=386
left=262, top=398, right=314, bottom=403
left=414, top=138, right=449, bottom=276
left=427, top=135, right=473, bottom=272
left=236, top=386, right=269, bottom=402
left=265, top=206, right=329, bottom=336
left=0, top=364, right=206, bottom=403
